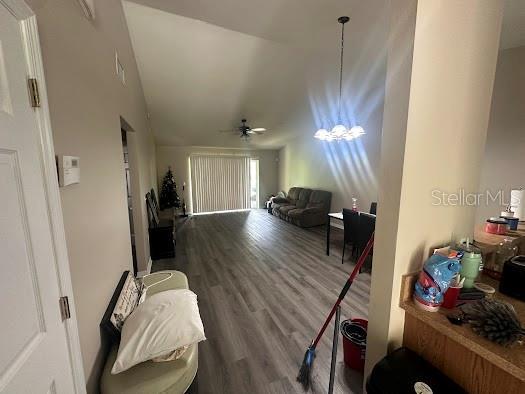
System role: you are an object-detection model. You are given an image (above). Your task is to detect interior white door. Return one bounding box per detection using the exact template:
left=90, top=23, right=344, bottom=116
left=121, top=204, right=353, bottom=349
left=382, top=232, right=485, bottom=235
left=0, top=3, right=76, bottom=393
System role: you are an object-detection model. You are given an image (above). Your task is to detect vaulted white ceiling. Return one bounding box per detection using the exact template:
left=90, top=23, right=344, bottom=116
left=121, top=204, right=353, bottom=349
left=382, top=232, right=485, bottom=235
left=123, top=0, right=389, bottom=148
left=123, top=0, right=525, bottom=148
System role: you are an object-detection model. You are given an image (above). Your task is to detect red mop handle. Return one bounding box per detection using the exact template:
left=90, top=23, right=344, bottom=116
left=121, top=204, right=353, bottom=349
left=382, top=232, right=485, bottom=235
left=312, top=233, right=374, bottom=348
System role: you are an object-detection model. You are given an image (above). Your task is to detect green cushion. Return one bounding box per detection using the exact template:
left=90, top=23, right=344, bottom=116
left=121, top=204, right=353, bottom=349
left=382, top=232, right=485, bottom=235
left=101, top=270, right=198, bottom=394
left=100, top=343, right=198, bottom=394
left=142, top=271, right=189, bottom=296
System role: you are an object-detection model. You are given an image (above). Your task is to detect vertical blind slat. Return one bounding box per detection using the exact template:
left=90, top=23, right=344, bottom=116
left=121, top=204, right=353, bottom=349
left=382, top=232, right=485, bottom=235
left=190, top=155, right=251, bottom=213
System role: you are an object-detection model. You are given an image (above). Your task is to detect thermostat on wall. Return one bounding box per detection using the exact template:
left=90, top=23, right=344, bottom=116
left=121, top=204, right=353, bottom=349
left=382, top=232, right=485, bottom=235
left=57, top=155, right=80, bottom=187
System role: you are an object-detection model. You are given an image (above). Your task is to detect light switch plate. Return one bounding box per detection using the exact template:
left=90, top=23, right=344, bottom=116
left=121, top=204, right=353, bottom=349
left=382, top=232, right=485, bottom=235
left=57, top=155, right=80, bottom=187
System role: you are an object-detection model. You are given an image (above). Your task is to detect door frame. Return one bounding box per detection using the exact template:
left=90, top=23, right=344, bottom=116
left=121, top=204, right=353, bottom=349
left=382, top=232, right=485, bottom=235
left=2, top=0, right=86, bottom=392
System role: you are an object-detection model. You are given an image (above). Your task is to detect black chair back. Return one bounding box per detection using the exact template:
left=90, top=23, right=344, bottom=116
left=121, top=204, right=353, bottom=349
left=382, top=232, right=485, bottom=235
left=356, top=212, right=376, bottom=254
left=370, top=202, right=377, bottom=215
left=342, top=209, right=360, bottom=245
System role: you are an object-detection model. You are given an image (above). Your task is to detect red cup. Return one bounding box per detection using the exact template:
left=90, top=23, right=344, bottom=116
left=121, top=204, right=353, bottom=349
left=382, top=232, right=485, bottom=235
left=442, top=286, right=461, bottom=309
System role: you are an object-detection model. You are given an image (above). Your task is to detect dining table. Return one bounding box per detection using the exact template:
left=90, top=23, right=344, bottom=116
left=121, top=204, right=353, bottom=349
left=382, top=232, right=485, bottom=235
left=326, top=212, right=343, bottom=255
left=326, top=210, right=377, bottom=256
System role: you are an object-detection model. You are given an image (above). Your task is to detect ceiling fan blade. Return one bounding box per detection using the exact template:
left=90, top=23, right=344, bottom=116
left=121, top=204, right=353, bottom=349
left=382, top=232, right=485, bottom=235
left=219, top=129, right=237, bottom=133
left=248, top=130, right=266, bottom=135
left=250, top=128, right=266, bottom=132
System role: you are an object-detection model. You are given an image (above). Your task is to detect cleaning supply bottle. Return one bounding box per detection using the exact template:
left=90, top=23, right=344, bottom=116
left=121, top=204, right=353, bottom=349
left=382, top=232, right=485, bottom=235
left=457, top=240, right=482, bottom=289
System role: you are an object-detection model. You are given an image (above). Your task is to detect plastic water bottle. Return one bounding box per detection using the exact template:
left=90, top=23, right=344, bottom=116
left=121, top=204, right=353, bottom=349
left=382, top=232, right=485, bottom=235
left=352, top=198, right=358, bottom=212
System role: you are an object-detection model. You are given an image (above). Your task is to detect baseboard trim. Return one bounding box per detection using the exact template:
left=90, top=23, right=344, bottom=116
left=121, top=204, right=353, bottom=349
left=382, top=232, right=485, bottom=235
left=137, top=257, right=152, bottom=278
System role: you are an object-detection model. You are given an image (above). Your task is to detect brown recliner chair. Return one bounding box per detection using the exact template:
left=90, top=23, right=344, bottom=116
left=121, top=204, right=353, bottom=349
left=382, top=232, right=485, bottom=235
left=271, top=187, right=332, bottom=228
left=271, top=187, right=303, bottom=218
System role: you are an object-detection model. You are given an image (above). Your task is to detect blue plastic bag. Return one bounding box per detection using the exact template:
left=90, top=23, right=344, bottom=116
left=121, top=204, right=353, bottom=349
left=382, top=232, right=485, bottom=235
left=414, top=253, right=461, bottom=309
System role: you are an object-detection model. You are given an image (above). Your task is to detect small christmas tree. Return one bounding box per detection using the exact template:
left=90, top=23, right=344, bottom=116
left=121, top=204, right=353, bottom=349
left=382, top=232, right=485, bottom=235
left=159, top=167, right=181, bottom=210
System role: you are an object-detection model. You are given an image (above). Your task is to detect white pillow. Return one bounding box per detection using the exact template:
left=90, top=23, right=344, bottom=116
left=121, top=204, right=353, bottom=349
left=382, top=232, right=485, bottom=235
left=111, top=289, right=206, bottom=374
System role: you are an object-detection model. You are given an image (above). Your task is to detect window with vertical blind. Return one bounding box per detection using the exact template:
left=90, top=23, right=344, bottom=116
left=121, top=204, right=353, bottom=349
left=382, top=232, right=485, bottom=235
left=190, top=155, right=251, bottom=213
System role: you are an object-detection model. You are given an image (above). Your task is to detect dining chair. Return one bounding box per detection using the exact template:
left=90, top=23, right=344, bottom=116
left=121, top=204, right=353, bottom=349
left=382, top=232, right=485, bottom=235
left=356, top=212, right=376, bottom=272
left=369, top=202, right=377, bottom=215
left=342, top=209, right=360, bottom=264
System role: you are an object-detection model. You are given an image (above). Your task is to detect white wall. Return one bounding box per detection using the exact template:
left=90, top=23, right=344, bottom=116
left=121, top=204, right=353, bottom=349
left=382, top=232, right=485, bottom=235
left=156, top=146, right=279, bottom=213
left=476, top=45, right=525, bottom=222
left=366, top=0, right=503, bottom=377
left=26, top=0, right=156, bottom=391
left=277, top=7, right=389, bottom=215
left=364, top=0, right=416, bottom=379
left=278, top=131, right=382, bottom=215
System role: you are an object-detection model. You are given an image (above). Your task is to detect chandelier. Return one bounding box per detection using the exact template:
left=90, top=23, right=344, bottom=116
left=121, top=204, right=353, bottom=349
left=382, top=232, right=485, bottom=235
left=314, top=16, right=365, bottom=142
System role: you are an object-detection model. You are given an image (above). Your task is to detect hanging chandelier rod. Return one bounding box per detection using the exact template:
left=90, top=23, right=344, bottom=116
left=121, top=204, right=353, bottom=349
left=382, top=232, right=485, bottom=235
left=337, top=16, right=349, bottom=122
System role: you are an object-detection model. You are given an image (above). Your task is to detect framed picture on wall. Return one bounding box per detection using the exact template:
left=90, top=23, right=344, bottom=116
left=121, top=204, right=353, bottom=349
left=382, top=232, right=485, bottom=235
left=146, top=192, right=159, bottom=228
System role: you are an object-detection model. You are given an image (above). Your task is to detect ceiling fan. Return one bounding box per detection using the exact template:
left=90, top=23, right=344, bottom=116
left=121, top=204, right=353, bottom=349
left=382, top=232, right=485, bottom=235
left=220, top=119, right=267, bottom=139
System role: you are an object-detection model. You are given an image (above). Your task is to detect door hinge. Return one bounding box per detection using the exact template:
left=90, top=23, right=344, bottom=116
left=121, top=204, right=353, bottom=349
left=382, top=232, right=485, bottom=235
left=59, top=296, right=71, bottom=321
left=28, top=78, right=41, bottom=108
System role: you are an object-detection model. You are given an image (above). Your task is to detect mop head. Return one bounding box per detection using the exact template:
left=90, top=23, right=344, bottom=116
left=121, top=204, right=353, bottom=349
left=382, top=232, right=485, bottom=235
left=297, top=345, right=316, bottom=390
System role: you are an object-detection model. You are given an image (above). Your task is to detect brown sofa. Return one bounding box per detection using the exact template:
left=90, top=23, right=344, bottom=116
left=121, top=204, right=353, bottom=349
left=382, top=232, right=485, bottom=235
left=271, top=187, right=332, bottom=228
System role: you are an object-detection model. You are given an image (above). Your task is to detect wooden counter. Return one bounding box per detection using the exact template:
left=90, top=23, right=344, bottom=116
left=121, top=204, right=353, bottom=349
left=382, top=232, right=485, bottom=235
left=400, top=274, right=525, bottom=394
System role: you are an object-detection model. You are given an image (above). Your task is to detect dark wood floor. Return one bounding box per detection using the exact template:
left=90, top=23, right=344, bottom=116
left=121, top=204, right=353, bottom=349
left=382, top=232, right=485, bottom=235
left=153, top=210, right=370, bottom=394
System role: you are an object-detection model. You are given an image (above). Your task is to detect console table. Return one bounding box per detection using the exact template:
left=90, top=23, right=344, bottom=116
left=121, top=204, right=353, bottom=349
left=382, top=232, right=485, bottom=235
left=148, top=219, right=175, bottom=260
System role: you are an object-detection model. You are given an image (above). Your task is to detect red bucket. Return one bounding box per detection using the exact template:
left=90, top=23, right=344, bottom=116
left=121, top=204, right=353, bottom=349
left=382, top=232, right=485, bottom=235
left=341, top=318, right=367, bottom=372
